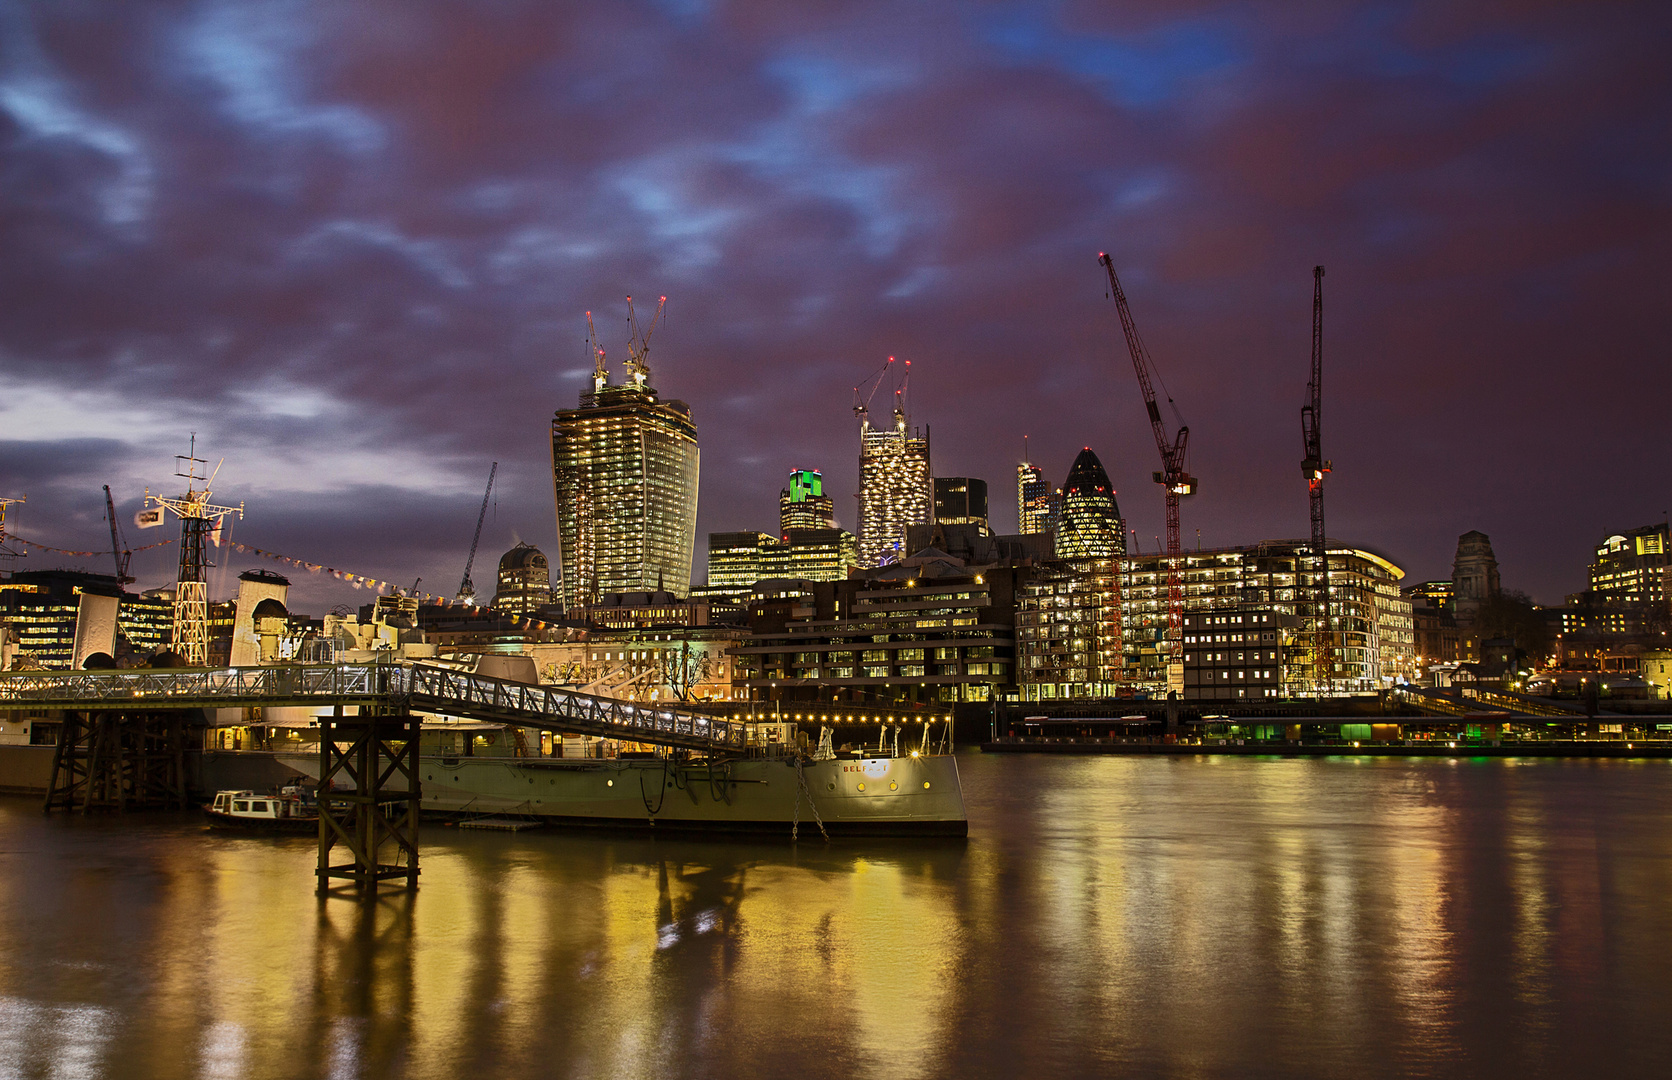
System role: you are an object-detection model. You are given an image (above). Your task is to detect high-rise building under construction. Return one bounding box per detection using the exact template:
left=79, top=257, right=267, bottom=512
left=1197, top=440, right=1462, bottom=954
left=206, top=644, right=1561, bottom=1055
left=552, top=306, right=699, bottom=610
left=856, top=404, right=931, bottom=567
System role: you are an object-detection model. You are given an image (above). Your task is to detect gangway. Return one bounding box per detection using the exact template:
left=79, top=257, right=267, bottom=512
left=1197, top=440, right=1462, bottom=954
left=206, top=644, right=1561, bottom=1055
left=0, top=663, right=748, bottom=753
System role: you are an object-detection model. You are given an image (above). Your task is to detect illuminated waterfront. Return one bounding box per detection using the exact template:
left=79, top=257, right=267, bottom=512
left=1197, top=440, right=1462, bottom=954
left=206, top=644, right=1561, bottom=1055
left=2, top=754, right=1670, bottom=1079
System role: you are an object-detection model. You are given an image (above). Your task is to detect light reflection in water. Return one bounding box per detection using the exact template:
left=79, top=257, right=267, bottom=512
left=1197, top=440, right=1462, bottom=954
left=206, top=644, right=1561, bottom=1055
left=1, top=754, right=1671, bottom=1078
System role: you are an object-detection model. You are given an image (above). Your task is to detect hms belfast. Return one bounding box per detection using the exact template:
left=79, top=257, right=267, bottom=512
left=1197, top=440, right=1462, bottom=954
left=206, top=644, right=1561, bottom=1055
left=0, top=302, right=967, bottom=835
left=297, top=300, right=962, bottom=836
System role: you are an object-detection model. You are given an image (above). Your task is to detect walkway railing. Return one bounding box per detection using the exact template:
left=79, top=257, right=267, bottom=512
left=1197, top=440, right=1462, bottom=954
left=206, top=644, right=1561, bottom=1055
left=0, top=663, right=745, bottom=753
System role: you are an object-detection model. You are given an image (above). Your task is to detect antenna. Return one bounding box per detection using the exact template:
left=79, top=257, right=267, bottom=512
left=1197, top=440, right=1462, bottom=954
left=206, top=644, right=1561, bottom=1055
left=145, top=438, right=243, bottom=665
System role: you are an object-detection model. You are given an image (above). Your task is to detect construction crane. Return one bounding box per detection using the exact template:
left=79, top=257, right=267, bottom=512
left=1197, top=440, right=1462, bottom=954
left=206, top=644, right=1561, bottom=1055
left=624, top=294, right=667, bottom=388
left=456, top=461, right=498, bottom=604
left=1301, top=266, right=1332, bottom=693
left=0, top=494, right=25, bottom=560
left=103, top=485, right=134, bottom=585
left=1099, top=252, right=1196, bottom=681
left=586, top=310, right=609, bottom=393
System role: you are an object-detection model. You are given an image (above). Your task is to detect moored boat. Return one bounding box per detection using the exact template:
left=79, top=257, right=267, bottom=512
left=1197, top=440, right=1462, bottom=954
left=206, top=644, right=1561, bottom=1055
left=205, top=786, right=318, bottom=833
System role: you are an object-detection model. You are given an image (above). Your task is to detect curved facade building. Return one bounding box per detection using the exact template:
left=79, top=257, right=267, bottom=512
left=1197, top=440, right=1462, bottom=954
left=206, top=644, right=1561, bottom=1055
left=552, top=374, right=700, bottom=610
left=493, top=542, right=553, bottom=614
left=1053, top=448, right=1125, bottom=560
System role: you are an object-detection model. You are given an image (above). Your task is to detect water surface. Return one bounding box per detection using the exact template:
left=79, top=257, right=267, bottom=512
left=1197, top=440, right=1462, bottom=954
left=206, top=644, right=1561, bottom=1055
left=2, top=753, right=1669, bottom=1078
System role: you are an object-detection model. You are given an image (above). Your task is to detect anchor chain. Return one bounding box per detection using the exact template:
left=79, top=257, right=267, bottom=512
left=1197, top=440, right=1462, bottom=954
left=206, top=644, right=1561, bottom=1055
left=792, top=756, right=828, bottom=842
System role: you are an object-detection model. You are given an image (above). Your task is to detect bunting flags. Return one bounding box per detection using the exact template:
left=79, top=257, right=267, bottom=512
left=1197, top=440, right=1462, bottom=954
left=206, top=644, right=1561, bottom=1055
left=221, top=540, right=563, bottom=633
left=10, top=535, right=175, bottom=557
left=7, top=531, right=561, bottom=633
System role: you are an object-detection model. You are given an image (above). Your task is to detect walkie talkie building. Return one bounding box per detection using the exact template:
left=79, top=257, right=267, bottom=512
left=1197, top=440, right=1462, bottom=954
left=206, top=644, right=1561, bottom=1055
left=552, top=370, right=699, bottom=611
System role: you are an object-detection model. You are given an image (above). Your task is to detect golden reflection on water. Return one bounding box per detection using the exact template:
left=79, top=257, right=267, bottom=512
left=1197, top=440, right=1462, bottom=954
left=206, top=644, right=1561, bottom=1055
left=3, top=755, right=1672, bottom=1079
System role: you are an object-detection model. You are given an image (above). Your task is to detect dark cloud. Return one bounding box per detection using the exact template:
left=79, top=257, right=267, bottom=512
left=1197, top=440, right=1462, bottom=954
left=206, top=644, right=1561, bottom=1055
left=2, top=0, right=1668, bottom=612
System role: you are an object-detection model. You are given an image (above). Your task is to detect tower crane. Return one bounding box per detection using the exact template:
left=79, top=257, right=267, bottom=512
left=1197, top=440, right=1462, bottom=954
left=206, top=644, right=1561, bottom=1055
left=624, top=294, right=667, bottom=387
left=1099, top=252, right=1196, bottom=678
left=103, top=485, right=134, bottom=585
left=1301, top=266, right=1332, bottom=693
left=586, top=310, right=609, bottom=393
left=456, top=461, right=498, bottom=604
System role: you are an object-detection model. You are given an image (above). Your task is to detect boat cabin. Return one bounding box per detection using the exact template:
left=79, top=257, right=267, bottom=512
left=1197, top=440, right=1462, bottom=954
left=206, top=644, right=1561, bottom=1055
left=209, top=787, right=313, bottom=821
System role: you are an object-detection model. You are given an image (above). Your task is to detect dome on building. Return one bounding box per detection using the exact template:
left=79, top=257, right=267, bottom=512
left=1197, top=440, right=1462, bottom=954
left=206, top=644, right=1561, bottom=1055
left=1054, top=448, right=1125, bottom=560
left=494, top=543, right=553, bottom=615
left=499, top=543, right=548, bottom=573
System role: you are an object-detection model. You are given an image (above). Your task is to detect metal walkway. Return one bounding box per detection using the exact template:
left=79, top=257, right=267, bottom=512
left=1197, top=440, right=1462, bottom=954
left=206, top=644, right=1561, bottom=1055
left=0, top=663, right=747, bottom=753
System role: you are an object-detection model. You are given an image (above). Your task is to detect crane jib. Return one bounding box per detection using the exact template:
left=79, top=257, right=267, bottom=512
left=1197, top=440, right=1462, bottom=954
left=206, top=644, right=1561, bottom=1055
left=1146, top=401, right=1162, bottom=424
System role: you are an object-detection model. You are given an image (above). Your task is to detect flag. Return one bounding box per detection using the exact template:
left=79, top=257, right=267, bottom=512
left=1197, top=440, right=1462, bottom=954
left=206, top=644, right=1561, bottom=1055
left=134, top=507, right=165, bottom=529
left=209, top=519, right=223, bottom=547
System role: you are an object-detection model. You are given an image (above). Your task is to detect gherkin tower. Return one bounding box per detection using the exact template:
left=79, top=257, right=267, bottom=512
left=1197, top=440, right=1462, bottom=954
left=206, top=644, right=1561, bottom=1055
left=1053, top=448, right=1125, bottom=560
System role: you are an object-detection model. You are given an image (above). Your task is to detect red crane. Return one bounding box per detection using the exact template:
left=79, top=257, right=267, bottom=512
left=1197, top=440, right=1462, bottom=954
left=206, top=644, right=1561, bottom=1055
left=1099, top=253, right=1196, bottom=676
left=1301, top=266, right=1332, bottom=692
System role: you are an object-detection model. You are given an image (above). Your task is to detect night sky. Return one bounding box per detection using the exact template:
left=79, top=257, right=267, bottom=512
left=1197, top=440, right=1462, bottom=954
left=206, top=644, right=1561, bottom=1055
left=2, top=0, right=1668, bottom=614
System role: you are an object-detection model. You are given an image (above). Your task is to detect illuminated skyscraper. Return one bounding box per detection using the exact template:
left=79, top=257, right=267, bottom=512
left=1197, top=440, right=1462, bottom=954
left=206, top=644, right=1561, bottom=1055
left=552, top=333, right=699, bottom=611
left=1017, top=461, right=1053, bottom=534
left=1053, top=448, right=1125, bottom=560
left=857, top=403, right=931, bottom=567
left=780, top=469, right=837, bottom=534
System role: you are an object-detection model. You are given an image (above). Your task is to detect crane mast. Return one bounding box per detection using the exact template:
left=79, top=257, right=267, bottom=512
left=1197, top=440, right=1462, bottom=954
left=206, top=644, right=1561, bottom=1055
left=456, top=461, right=499, bottom=604
left=103, top=485, right=134, bottom=585
left=1099, top=253, right=1196, bottom=681
left=1301, top=266, right=1332, bottom=693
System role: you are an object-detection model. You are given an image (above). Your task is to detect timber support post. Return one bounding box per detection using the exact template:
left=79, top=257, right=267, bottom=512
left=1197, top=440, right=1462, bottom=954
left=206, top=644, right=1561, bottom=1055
left=44, top=709, right=189, bottom=814
left=317, top=705, right=421, bottom=897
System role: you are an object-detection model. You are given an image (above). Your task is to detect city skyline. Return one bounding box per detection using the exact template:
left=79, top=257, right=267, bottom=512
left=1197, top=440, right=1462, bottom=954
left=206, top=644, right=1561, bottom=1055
left=1, top=1, right=1668, bottom=614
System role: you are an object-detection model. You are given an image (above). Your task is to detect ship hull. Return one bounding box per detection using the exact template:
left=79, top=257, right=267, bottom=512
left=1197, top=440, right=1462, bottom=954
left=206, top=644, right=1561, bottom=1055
left=203, top=808, right=319, bottom=833
left=274, top=752, right=967, bottom=837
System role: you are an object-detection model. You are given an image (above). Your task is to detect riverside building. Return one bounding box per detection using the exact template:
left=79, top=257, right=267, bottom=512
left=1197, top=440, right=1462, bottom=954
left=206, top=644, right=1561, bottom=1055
left=733, top=552, right=1027, bottom=706
left=551, top=348, right=699, bottom=610
left=1588, top=523, right=1668, bottom=610
left=1015, top=540, right=1415, bottom=699
left=856, top=402, right=931, bottom=567
left=1122, top=542, right=1414, bottom=694
left=1015, top=558, right=1123, bottom=698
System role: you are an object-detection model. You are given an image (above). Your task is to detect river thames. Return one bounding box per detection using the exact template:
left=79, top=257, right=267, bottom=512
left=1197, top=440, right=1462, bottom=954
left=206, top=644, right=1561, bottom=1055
left=2, top=752, right=1669, bottom=1079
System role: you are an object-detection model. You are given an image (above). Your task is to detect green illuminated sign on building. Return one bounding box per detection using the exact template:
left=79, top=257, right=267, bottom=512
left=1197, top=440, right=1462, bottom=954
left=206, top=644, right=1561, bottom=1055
left=790, top=469, right=822, bottom=502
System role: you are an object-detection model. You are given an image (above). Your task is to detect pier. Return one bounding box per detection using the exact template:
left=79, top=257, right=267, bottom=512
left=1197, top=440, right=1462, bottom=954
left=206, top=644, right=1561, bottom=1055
left=0, top=662, right=750, bottom=752
left=0, top=662, right=755, bottom=895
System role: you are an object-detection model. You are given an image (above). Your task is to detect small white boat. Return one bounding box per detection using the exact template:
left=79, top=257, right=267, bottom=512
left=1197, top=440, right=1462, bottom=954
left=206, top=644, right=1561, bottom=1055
left=205, top=786, right=318, bottom=833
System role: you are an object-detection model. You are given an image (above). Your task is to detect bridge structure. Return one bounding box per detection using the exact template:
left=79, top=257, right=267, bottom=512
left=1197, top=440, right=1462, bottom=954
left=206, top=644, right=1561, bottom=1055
left=0, top=662, right=751, bottom=752
left=1, top=662, right=754, bottom=896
